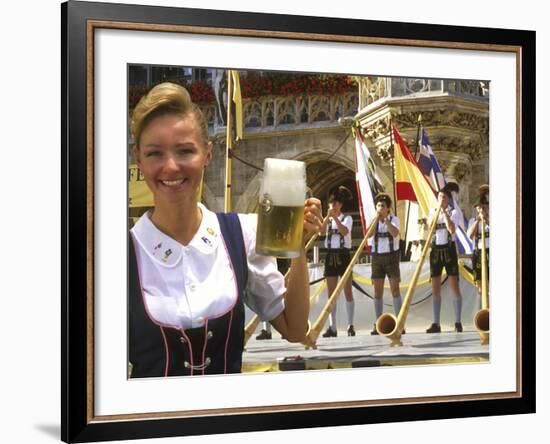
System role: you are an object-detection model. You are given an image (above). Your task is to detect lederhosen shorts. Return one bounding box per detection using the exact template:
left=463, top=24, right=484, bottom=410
left=371, top=250, right=401, bottom=280
left=324, top=249, right=351, bottom=277
left=472, top=248, right=490, bottom=283
left=430, top=241, right=459, bottom=278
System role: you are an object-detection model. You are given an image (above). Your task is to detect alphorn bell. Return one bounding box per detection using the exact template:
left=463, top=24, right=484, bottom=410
left=243, top=217, right=327, bottom=346
left=376, top=205, right=443, bottom=346
left=473, top=216, right=489, bottom=345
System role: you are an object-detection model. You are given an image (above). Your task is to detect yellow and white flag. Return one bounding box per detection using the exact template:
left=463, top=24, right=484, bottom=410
left=229, top=70, right=243, bottom=140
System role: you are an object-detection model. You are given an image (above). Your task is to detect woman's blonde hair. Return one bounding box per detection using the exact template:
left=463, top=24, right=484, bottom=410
left=130, top=82, right=209, bottom=150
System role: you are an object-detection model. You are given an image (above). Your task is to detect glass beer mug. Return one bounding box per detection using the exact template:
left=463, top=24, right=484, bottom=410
left=256, top=158, right=307, bottom=258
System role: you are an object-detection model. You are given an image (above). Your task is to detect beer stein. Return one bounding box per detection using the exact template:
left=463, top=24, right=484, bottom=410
left=256, top=158, right=307, bottom=258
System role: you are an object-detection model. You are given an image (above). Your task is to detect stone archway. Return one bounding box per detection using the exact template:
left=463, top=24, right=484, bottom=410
left=234, top=149, right=358, bottom=214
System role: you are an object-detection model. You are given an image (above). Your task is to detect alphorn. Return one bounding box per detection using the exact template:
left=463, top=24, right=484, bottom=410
left=243, top=218, right=327, bottom=346
left=473, top=216, right=489, bottom=345
left=302, top=216, right=378, bottom=350
left=376, top=205, right=442, bottom=346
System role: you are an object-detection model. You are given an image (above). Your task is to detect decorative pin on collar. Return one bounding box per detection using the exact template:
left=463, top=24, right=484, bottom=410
left=162, top=249, right=173, bottom=262
left=201, top=236, right=212, bottom=247
left=206, top=227, right=216, bottom=237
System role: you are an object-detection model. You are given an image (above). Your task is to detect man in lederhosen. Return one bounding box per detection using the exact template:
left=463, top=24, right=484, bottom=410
left=426, top=186, right=464, bottom=333
left=320, top=186, right=354, bottom=337
left=467, top=185, right=490, bottom=308
left=365, top=193, right=403, bottom=335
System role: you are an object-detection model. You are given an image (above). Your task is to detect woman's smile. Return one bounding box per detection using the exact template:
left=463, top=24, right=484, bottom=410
left=160, top=178, right=187, bottom=187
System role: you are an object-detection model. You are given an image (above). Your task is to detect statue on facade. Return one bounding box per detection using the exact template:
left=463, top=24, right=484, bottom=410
left=212, top=69, right=227, bottom=127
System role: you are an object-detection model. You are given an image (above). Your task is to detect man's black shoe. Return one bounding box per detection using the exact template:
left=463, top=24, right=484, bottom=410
left=322, top=327, right=337, bottom=338
left=347, top=325, right=356, bottom=337
left=426, top=323, right=441, bottom=333
left=454, top=322, right=463, bottom=333
left=370, top=323, right=379, bottom=335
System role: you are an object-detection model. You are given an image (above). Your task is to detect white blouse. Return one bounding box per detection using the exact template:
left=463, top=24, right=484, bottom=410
left=130, top=203, right=286, bottom=330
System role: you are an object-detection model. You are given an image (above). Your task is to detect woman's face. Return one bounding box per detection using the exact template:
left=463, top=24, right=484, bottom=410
left=137, top=113, right=211, bottom=206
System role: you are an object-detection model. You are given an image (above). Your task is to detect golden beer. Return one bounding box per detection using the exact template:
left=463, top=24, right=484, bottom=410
left=256, top=158, right=306, bottom=258
left=257, top=205, right=304, bottom=257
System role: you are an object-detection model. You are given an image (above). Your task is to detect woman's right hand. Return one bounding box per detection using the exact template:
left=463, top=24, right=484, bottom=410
left=303, top=198, right=323, bottom=241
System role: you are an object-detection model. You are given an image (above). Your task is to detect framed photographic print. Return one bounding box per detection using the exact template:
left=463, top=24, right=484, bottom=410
left=62, top=0, right=535, bottom=442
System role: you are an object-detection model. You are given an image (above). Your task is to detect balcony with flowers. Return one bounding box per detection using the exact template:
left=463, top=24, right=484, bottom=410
left=128, top=73, right=359, bottom=135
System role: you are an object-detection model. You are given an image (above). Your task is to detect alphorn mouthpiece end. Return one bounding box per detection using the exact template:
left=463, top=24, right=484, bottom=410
left=390, top=338, right=403, bottom=347
left=302, top=332, right=318, bottom=350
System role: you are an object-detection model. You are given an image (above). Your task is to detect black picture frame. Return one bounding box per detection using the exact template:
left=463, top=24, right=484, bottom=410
left=62, top=1, right=536, bottom=442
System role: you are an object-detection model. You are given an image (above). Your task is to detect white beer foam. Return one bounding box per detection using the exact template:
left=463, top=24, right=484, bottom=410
left=260, top=158, right=306, bottom=206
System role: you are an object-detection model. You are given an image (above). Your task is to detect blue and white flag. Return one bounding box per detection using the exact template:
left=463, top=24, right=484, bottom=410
left=418, top=128, right=446, bottom=192
left=453, top=213, right=473, bottom=254
left=417, top=127, right=473, bottom=254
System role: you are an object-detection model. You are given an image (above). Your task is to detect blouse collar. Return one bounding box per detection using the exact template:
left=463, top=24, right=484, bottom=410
left=131, top=203, right=221, bottom=267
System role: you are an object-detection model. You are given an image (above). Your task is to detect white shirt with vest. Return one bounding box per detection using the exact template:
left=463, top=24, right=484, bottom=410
left=130, top=203, right=286, bottom=330
left=368, top=215, right=401, bottom=254
left=430, top=207, right=462, bottom=246
left=468, top=217, right=490, bottom=250
left=324, top=214, right=353, bottom=249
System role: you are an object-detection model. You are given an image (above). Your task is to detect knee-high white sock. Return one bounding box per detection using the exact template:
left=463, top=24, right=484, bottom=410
left=433, top=296, right=441, bottom=325
left=453, top=296, right=463, bottom=323
left=374, top=297, right=383, bottom=319
left=329, top=304, right=337, bottom=330
left=392, top=295, right=403, bottom=316
left=346, top=299, right=355, bottom=327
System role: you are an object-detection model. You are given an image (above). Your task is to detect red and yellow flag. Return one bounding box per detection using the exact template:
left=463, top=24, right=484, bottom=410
left=393, top=125, right=437, bottom=216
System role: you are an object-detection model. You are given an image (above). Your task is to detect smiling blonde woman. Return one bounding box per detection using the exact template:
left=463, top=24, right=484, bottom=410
left=128, top=82, right=322, bottom=378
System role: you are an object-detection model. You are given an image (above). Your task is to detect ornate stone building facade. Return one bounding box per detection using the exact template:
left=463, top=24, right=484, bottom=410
left=356, top=76, right=489, bottom=220
left=201, top=76, right=489, bottom=226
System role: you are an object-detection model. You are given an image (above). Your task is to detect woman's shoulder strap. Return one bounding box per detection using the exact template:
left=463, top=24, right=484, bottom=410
left=216, top=212, right=248, bottom=293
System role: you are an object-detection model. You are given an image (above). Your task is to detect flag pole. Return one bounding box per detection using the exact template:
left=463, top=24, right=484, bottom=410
left=412, top=115, right=422, bottom=158
left=224, top=71, right=233, bottom=212
left=389, top=121, right=398, bottom=240
left=390, top=121, right=397, bottom=210
left=390, top=122, right=406, bottom=259
left=402, top=114, right=422, bottom=258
